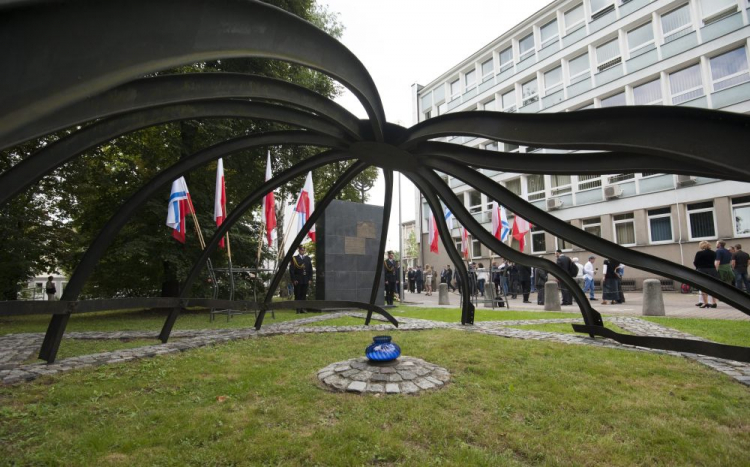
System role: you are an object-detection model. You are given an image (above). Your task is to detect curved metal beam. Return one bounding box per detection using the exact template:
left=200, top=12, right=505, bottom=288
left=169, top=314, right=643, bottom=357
left=403, top=171, right=476, bottom=325
left=414, top=142, right=733, bottom=181
left=0, top=0, right=385, bottom=142
left=255, top=161, right=370, bottom=330
left=399, top=108, right=750, bottom=181
left=425, top=157, right=750, bottom=317
left=1, top=73, right=363, bottom=150
left=365, top=169, right=393, bottom=325
left=0, top=100, right=352, bottom=207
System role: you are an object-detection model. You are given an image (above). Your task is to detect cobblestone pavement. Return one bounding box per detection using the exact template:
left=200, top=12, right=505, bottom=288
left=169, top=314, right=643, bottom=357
left=1, top=312, right=748, bottom=386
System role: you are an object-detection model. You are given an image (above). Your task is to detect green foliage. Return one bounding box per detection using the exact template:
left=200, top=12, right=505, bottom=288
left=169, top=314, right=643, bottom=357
left=405, top=230, right=419, bottom=259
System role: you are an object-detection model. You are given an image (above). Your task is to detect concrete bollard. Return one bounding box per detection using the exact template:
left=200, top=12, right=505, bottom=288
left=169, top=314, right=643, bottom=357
left=642, top=279, right=665, bottom=316
left=484, top=286, right=496, bottom=307
left=438, top=283, right=450, bottom=305
left=544, top=281, right=561, bottom=311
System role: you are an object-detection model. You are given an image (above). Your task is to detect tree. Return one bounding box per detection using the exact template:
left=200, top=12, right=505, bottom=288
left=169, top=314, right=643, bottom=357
left=406, top=231, right=419, bottom=260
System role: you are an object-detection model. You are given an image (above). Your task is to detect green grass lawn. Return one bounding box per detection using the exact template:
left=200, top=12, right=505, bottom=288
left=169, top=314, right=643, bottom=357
left=2, top=329, right=749, bottom=466
left=644, top=317, right=750, bottom=347
left=24, top=339, right=162, bottom=364
left=392, top=306, right=581, bottom=322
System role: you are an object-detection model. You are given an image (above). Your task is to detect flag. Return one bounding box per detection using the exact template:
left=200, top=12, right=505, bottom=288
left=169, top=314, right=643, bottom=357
left=428, top=213, right=439, bottom=254
left=461, top=226, right=469, bottom=259
left=296, top=171, right=316, bottom=242
left=214, top=158, right=227, bottom=248
left=262, top=151, right=277, bottom=247
left=491, top=201, right=511, bottom=241
left=443, top=207, right=454, bottom=231
left=512, top=214, right=531, bottom=252
left=166, top=176, right=193, bottom=243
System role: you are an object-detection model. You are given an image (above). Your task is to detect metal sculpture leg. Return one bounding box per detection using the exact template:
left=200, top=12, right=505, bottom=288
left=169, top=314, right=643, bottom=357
left=366, top=169, right=393, bottom=325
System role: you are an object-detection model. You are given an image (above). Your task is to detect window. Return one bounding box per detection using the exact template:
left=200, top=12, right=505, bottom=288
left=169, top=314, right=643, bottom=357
left=485, top=142, right=498, bottom=151
left=531, top=226, right=547, bottom=253
left=596, top=39, right=621, bottom=72
left=437, top=102, right=447, bottom=115
left=433, top=85, right=446, bottom=104
left=423, top=110, right=431, bottom=120
left=468, top=190, right=482, bottom=214
left=526, top=174, right=545, bottom=201
left=608, top=173, right=635, bottom=183
left=482, top=58, right=494, bottom=81
left=699, top=0, right=737, bottom=21
left=568, top=53, right=591, bottom=84
left=590, top=0, right=614, bottom=18
left=710, top=47, right=750, bottom=92
left=465, top=69, right=477, bottom=91
left=687, top=201, right=717, bottom=240
left=648, top=207, right=673, bottom=243
left=582, top=217, right=602, bottom=237
left=732, top=195, right=750, bottom=236
left=578, top=175, right=602, bottom=191
left=551, top=175, right=572, bottom=195
left=420, top=93, right=432, bottom=113
left=540, top=19, right=559, bottom=47
left=505, top=178, right=522, bottom=195
left=600, top=92, right=626, bottom=107
left=501, top=89, right=517, bottom=112
left=613, top=213, right=636, bottom=246
left=564, top=4, right=585, bottom=34
left=661, top=4, right=692, bottom=44
left=669, top=64, right=704, bottom=104
left=499, top=47, right=514, bottom=72
left=483, top=99, right=496, bottom=111
left=450, top=79, right=460, bottom=100
left=633, top=78, right=662, bottom=105
left=504, top=143, right=520, bottom=153
left=471, top=238, right=482, bottom=258
left=627, top=22, right=655, bottom=57
left=544, top=66, right=563, bottom=94
left=454, top=236, right=462, bottom=253
left=557, top=236, right=574, bottom=251
left=521, top=78, right=538, bottom=106
left=519, top=33, right=535, bottom=60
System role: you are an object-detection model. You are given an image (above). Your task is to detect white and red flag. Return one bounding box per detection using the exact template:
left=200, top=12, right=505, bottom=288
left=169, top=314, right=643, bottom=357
left=428, top=212, right=439, bottom=254
left=166, top=176, right=194, bottom=244
left=295, top=171, right=316, bottom=242
left=461, top=226, right=469, bottom=259
left=491, top=201, right=511, bottom=241
left=262, top=151, right=277, bottom=247
left=512, top=214, right=532, bottom=252
left=214, top=158, right=227, bottom=248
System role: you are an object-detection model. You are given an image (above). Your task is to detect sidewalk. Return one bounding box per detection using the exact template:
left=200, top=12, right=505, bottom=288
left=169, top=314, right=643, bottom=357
left=398, top=289, right=750, bottom=321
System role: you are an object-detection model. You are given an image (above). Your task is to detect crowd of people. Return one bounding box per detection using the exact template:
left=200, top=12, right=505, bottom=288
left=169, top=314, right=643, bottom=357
left=692, top=241, right=749, bottom=308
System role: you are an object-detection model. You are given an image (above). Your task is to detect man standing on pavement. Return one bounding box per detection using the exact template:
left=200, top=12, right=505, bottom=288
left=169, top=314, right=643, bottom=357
left=517, top=263, right=532, bottom=303
left=383, top=251, right=398, bottom=305
left=715, top=240, right=735, bottom=285
left=415, top=265, right=424, bottom=294
left=444, top=265, right=454, bottom=292
left=732, top=244, right=749, bottom=292
left=555, top=249, right=576, bottom=305
left=583, top=256, right=597, bottom=300
left=407, top=267, right=416, bottom=293
left=289, top=245, right=313, bottom=314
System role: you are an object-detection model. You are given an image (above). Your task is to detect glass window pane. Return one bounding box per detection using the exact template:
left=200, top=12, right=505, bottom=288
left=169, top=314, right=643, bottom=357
left=700, top=0, right=735, bottom=17
left=569, top=53, right=590, bottom=77
left=433, top=84, right=445, bottom=103
left=519, top=34, right=535, bottom=56
left=650, top=217, right=672, bottom=242
left=502, top=89, right=516, bottom=108
left=596, top=39, right=621, bottom=65
left=615, top=222, right=635, bottom=245
left=465, top=69, right=476, bottom=88
left=633, top=79, right=662, bottom=105
left=584, top=225, right=602, bottom=237
left=600, top=92, right=626, bottom=107
left=506, top=178, right=522, bottom=195
left=661, top=4, right=691, bottom=35
left=565, top=4, right=584, bottom=32
left=541, top=19, right=559, bottom=43
left=499, top=47, right=513, bottom=67
left=450, top=79, right=460, bottom=97
left=690, top=211, right=716, bottom=238
left=483, top=99, right=496, bottom=111
left=472, top=239, right=482, bottom=258
left=734, top=205, right=750, bottom=235
left=628, top=22, right=654, bottom=50
left=482, top=58, right=494, bottom=77
left=527, top=174, right=545, bottom=195
left=591, top=0, right=612, bottom=13
left=710, top=47, right=750, bottom=90
left=532, top=232, right=547, bottom=253
left=522, top=78, right=538, bottom=105
left=670, top=64, right=704, bottom=103
left=545, top=66, right=563, bottom=89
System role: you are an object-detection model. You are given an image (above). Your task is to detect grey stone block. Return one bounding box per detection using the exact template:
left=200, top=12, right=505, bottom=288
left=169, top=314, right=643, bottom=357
left=642, top=279, right=665, bottom=316
left=544, top=281, right=561, bottom=311
left=438, top=283, right=450, bottom=305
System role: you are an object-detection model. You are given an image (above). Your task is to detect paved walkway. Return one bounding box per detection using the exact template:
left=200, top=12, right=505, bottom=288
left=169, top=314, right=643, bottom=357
left=1, top=312, right=748, bottom=387
left=398, top=289, right=750, bottom=320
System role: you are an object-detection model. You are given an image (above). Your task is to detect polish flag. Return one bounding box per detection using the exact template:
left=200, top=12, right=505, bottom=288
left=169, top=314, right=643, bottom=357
left=512, top=214, right=532, bottom=252
left=428, top=213, right=439, bottom=254
left=491, top=201, right=511, bottom=242
left=214, top=158, right=227, bottom=248
left=461, top=226, right=469, bottom=259
left=295, top=171, right=316, bottom=242
left=261, top=152, right=277, bottom=247
left=166, top=176, right=194, bottom=243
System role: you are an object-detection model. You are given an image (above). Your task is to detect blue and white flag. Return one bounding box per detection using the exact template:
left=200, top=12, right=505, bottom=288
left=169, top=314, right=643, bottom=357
left=444, top=207, right=454, bottom=231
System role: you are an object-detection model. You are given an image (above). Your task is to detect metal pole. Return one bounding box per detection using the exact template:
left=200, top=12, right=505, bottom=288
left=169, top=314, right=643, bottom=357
left=398, top=172, right=404, bottom=302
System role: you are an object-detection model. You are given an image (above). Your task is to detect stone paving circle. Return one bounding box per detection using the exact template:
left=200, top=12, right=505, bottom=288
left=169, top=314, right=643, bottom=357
left=317, top=356, right=451, bottom=395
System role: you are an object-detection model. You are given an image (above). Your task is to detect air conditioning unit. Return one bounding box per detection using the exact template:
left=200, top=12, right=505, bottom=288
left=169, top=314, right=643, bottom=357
left=546, top=198, right=563, bottom=211
left=604, top=185, right=623, bottom=199
left=677, top=175, right=697, bottom=186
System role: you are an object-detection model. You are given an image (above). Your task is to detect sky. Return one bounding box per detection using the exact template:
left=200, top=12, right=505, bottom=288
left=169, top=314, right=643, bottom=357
left=319, top=0, right=554, bottom=250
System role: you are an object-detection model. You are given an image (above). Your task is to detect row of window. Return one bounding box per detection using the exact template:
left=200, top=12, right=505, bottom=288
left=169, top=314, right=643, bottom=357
left=420, top=0, right=748, bottom=118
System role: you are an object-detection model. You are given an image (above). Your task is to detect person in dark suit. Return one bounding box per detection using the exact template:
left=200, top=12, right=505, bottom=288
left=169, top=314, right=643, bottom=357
left=383, top=251, right=398, bottom=305
left=555, top=249, right=575, bottom=305
left=534, top=264, right=548, bottom=305
left=289, top=245, right=313, bottom=313
left=444, top=265, right=454, bottom=292
left=415, top=266, right=424, bottom=294
left=517, top=263, right=532, bottom=303
left=407, top=267, right=416, bottom=293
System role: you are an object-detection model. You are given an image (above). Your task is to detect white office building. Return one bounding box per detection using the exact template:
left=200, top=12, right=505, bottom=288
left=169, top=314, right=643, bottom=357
left=410, top=0, right=750, bottom=289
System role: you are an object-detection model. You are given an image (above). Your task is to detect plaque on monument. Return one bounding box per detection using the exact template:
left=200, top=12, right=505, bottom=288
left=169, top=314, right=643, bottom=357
left=357, top=221, right=377, bottom=239
left=345, top=236, right=366, bottom=255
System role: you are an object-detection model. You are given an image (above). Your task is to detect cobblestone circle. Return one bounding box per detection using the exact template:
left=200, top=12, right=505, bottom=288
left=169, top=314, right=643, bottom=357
left=318, top=356, right=450, bottom=395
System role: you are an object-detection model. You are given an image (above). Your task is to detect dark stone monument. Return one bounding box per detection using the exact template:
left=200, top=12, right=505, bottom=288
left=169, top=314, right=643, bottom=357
left=316, top=200, right=385, bottom=305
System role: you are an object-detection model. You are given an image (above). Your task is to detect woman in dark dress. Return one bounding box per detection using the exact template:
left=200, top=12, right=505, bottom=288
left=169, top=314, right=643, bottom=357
left=693, top=240, right=718, bottom=308
left=601, top=258, right=621, bottom=305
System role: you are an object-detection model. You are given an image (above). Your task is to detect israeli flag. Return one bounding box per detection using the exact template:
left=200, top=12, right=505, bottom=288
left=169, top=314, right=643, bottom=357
left=444, top=207, right=454, bottom=231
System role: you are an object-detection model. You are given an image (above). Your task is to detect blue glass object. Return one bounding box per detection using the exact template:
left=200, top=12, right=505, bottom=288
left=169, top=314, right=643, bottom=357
left=365, top=335, right=401, bottom=362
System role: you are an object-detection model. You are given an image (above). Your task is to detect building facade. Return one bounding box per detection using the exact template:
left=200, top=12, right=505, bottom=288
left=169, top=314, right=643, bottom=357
left=410, top=0, right=750, bottom=288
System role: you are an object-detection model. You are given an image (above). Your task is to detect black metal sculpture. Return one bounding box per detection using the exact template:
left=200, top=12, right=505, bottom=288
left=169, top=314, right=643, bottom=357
left=1, top=0, right=749, bottom=364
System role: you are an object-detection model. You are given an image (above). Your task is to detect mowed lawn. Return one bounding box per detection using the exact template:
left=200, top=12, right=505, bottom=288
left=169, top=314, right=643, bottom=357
left=2, top=329, right=750, bottom=466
